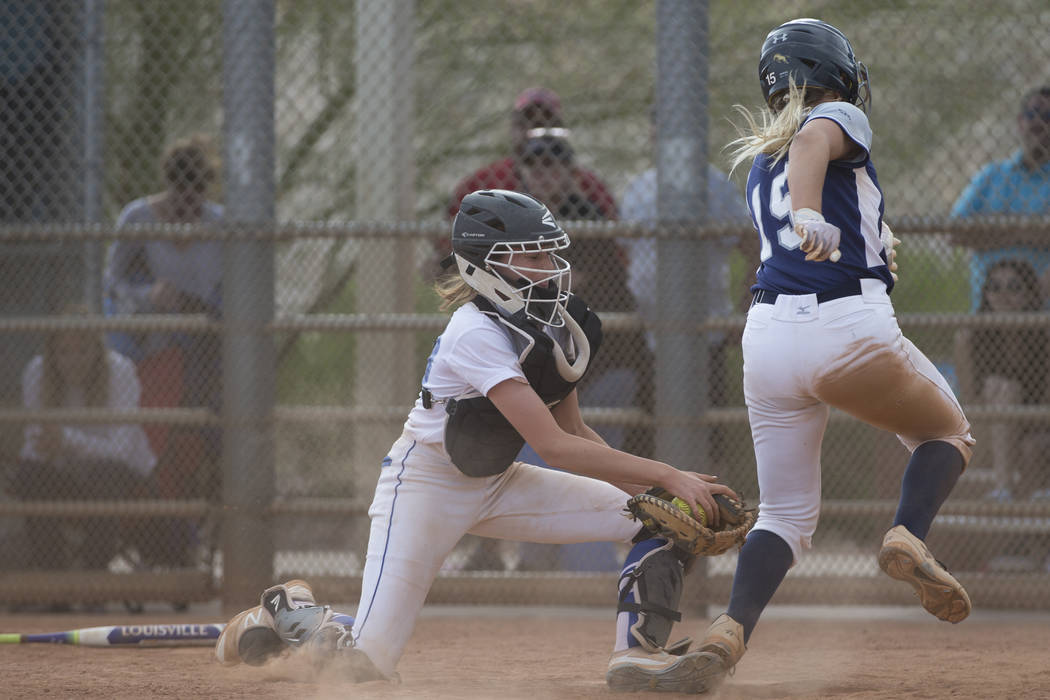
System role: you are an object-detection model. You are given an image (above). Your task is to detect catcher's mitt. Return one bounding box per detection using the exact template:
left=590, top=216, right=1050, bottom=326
left=626, top=488, right=756, bottom=557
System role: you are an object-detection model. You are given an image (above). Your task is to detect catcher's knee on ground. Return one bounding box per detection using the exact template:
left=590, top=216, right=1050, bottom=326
left=618, top=539, right=691, bottom=652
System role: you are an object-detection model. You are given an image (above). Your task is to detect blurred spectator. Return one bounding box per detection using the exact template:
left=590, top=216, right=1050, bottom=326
left=620, top=167, right=751, bottom=338
left=620, top=114, right=751, bottom=468
left=446, top=87, right=618, bottom=223
left=961, top=259, right=1049, bottom=500
left=11, top=304, right=156, bottom=570
left=952, top=85, right=1050, bottom=311
left=102, top=135, right=224, bottom=565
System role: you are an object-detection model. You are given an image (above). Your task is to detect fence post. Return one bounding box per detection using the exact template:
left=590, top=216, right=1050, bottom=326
left=351, top=0, right=417, bottom=525
left=221, top=0, right=276, bottom=610
left=82, top=0, right=105, bottom=310
left=656, top=0, right=712, bottom=609
left=655, top=0, right=710, bottom=473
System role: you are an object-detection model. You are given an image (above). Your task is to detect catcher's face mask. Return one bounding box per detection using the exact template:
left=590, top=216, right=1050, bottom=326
left=456, top=234, right=572, bottom=327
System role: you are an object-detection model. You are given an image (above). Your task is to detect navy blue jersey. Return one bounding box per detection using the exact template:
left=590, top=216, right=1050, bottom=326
left=746, top=102, right=894, bottom=295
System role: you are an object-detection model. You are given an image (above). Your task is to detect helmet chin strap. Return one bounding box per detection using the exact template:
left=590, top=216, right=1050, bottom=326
left=551, top=303, right=590, bottom=382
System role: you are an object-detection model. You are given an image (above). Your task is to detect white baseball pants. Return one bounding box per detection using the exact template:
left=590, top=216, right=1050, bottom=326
left=351, top=433, right=640, bottom=677
left=742, top=279, right=974, bottom=563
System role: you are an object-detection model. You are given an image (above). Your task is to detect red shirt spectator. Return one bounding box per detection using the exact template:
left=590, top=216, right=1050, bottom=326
left=448, top=155, right=618, bottom=221
left=446, top=87, right=618, bottom=222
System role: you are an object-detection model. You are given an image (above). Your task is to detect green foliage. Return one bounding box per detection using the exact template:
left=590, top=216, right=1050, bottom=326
left=103, top=1, right=1050, bottom=220
left=276, top=279, right=356, bottom=404
left=100, top=3, right=1047, bottom=500
left=276, top=273, right=449, bottom=404
left=891, top=243, right=971, bottom=314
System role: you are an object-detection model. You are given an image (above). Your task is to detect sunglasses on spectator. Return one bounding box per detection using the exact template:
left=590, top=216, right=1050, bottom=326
left=521, top=130, right=574, bottom=167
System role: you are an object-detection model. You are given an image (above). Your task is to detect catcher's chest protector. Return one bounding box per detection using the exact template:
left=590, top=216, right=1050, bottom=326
left=443, top=295, right=602, bottom=477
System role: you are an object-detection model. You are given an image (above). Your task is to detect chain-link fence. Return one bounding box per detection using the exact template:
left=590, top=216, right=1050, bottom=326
left=2, top=0, right=1050, bottom=612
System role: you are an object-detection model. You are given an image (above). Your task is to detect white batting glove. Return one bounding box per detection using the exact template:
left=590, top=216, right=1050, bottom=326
left=881, top=220, right=901, bottom=282
left=794, top=208, right=841, bottom=262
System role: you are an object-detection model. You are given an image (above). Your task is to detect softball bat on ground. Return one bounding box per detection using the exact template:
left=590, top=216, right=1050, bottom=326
left=0, top=623, right=224, bottom=647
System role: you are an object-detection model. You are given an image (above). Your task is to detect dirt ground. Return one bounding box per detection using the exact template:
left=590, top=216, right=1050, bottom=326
left=2, top=606, right=1049, bottom=699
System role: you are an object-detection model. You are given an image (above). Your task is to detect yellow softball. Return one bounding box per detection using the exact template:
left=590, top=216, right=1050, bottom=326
left=671, top=497, right=707, bottom=526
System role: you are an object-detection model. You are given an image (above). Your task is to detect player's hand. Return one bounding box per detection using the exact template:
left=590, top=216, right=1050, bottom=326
left=659, top=470, right=738, bottom=528
left=881, top=220, right=900, bottom=282
left=794, top=208, right=841, bottom=262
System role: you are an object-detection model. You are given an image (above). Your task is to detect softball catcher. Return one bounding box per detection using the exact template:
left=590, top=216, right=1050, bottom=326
left=215, top=189, right=748, bottom=692
left=619, top=17, right=976, bottom=694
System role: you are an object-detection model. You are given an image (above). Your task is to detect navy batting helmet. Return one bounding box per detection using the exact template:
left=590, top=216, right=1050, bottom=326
left=759, top=18, right=870, bottom=112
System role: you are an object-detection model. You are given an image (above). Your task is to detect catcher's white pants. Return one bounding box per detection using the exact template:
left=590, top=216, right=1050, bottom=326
left=351, top=433, right=640, bottom=677
left=742, top=279, right=973, bottom=563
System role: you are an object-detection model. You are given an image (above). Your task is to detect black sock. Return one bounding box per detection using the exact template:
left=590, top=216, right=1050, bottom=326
left=893, top=440, right=964, bottom=540
left=725, top=529, right=793, bottom=644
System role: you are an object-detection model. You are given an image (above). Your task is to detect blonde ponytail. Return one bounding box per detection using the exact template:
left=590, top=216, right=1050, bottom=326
left=433, top=273, right=477, bottom=311
left=726, top=79, right=836, bottom=173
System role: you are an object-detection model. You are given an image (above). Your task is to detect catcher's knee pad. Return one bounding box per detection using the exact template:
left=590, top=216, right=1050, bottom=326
left=618, top=540, right=686, bottom=652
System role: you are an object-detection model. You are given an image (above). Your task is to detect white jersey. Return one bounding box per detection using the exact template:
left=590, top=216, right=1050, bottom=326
left=404, top=301, right=562, bottom=444
left=20, top=350, right=158, bottom=477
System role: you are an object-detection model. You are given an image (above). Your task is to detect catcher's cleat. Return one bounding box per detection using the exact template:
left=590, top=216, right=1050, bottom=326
left=605, top=647, right=723, bottom=694
left=878, top=525, right=971, bottom=624
left=215, top=579, right=317, bottom=666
